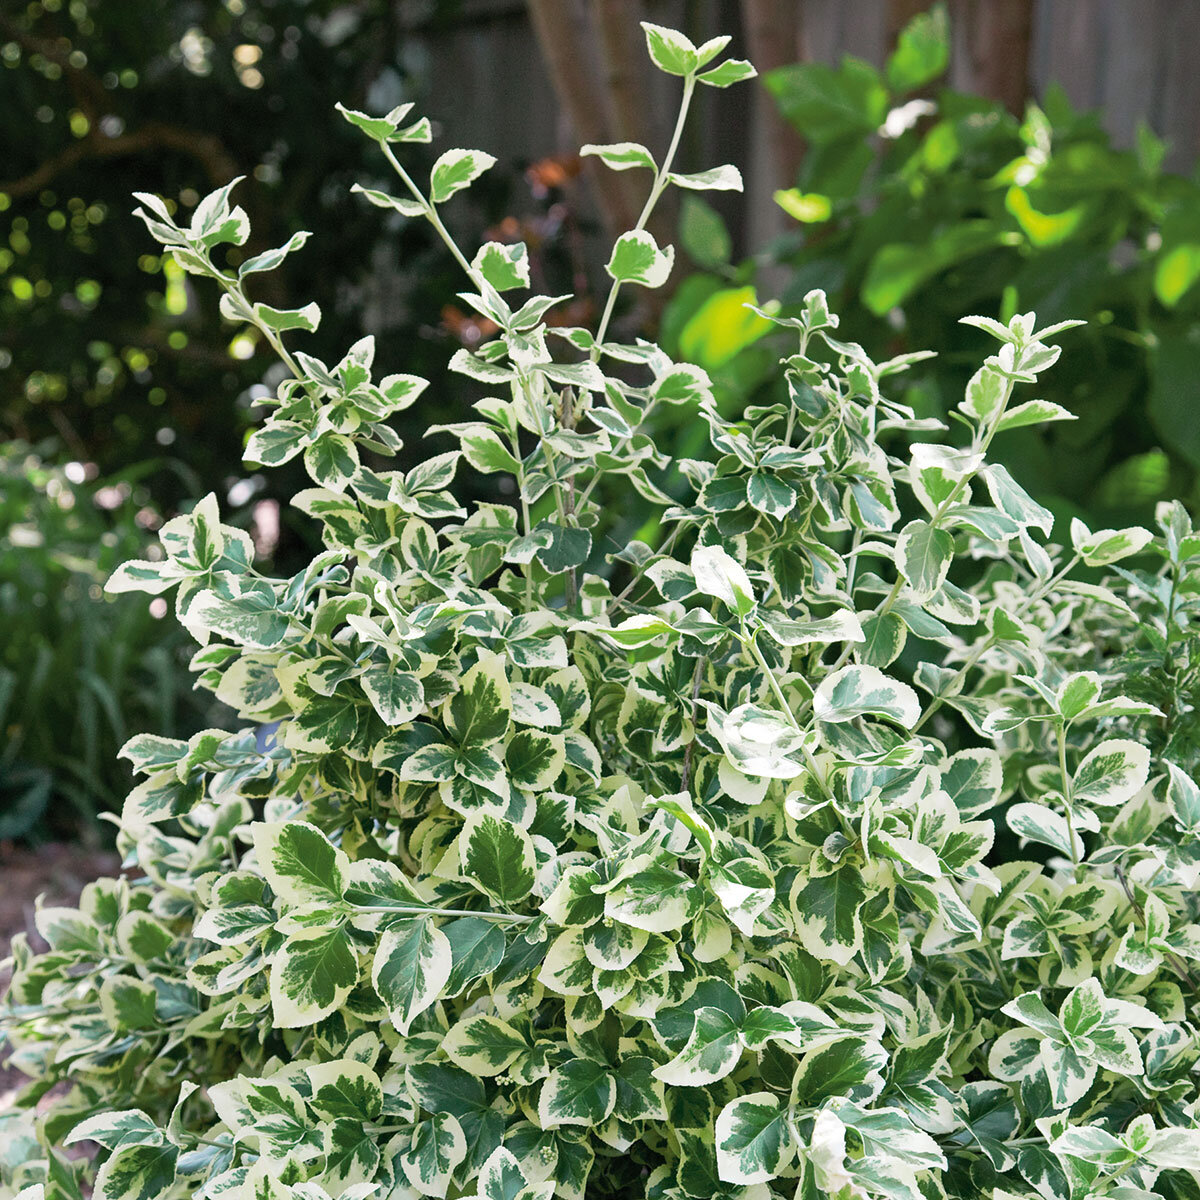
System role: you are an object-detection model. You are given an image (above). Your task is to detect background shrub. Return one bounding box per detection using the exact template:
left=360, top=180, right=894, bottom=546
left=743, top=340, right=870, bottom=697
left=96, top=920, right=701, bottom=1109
left=0, top=443, right=215, bottom=841
left=667, top=12, right=1200, bottom=529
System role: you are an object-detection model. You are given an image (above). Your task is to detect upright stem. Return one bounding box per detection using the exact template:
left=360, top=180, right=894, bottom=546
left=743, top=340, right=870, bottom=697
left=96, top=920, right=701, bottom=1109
left=592, top=75, right=696, bottom=355
left=808, top=368, right=1019, bottom=707
left=911, top=553, right=1081, bottom=734
left=783, top=331, right=810, bottom=444
left=212, top=274, right=304, bottom=380
left=745, top=630, right=834, bottom=803
left=380, top=143, right=478, bottom=283
left=1056, top=722, right=1081, bottom=878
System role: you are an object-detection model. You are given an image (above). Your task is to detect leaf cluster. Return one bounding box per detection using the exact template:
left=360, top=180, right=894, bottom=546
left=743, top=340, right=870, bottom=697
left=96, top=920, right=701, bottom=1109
left=7, top=19, right=1200, bottom=1200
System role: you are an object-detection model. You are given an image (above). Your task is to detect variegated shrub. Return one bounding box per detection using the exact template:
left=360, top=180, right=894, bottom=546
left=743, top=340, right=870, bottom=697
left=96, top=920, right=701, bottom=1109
left=6, top=20, right=1200, bottom=1200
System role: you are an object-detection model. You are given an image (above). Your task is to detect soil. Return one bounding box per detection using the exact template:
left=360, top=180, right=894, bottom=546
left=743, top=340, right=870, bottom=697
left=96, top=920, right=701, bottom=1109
left=0, top=840, right=120, bottom=1111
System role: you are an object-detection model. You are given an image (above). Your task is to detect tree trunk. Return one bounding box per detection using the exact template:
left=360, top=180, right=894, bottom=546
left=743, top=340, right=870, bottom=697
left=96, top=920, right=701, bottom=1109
left=592, top=0, right=658, bottom=149
left=740, top=0, right=806, bottom=250
left=959, top=0, right=1034, bottom=116
left=525, top=0, right=643, bottom=238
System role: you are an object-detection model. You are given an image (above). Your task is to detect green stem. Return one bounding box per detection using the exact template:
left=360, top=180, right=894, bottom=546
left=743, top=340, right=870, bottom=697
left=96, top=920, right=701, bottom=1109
left=783, top=331, right=810, bottom=444
left=212, top=278, right=305, bottom=380
left=591, top=74, right=696, bottom=355
left=911, top=553, right=1081, bottom=734
left=744, top=630, right=834, bottom=803
left=983, top=940, right=1012, bottom=996
left=604, top=523, right=684, bottom=619
left=353, top=904, right=532, bottom=923
left=1056, top=722, right=1081, bottom=878
left=380, top=143, right=478, bottom=283
left=805, top=369, right=1021, bottom=714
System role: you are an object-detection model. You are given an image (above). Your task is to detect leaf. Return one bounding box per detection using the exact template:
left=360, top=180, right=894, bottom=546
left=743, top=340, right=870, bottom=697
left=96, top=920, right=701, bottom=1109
left=793, top=1037, right=888, bottom=1107
left=1040, top=1040, right=1096, bottom=1107
left=270, top=925, right=358, bottom=1027
left=715, top=1092, right=794, bottom=1185
left=372, top=918, right=452, bottom=1034
left=614, top=1055, right=666, bottom=1122
left=307, top=1060, right=384, bottom=1121
left=253, top=821, right=348, bottom=907
left=447, top=653, right=511, bottom=748
left=442, top=915, right=506, bottom=996
left=995, top=399, right=1077, bottom=433
left=982, top=464, right=1054, bottom=536
left=1056, top=672, right=1102, bottom=722
left=304, top=434, right=359, bottom=492
left=461, top=427, right=520, bottom=475
left=747, top=473, right=798, bottom=519
left=94, top=1143, right=178, bottom=1200
left=775, top=189, right=832, bottom=223
left=460, top=813, right=536, bottom=904
left=896, top=519, right=953, bottom=600
left=669, top=164, right=743, bottom=192
left=765, top=58, right=888, bottom=144
left=1167, top=761, right=1200, bottom=830
left=238, top=230, right=311, bottom=277
left=858, top=611, right=906, bottom=668
left=698, top=58, right=757, bottom=87
left=360, top=667, right=424, bottom=726
left=942, top=749, right=1003, bottom=817
left=253, top=301, right=320, bottom=332
left=640, top=21, right=697, bottom=75
left=350, top=183, right=425, bottom=217
left=652, top=363, right=715, bottom=405
left=1072, top=524, right=1154, bottom=567
left=604, top=863, right=694, bottom=932
left=1071, top=739, right=1151, bottom=808
left=1155, top=242, right=1200, bottom=308
left=814, top=664, right=920, bottom=728
left=1007, top=802, right=1082, bottom=860
left=99, top=976, right=158, bottom=1032
left=430, top=148, right=497, bottom=203
left=708, top=703, right=807, bottom=779
left=443, top=1013, right=527, bottom=1075
left=472, top=241, right=530, bottom=292
left=335, top=100, right=412, bottom=141
left=505, top=730, right=565, bottom=791
left=244, top=420, right=308, bottom=467
left=65, top=1110, right=163, bottom=1151
left=580, top=142, right=655, bottom=171
left=886, top=2, right=949, bottom=91
left=679, top=195, right=732, bottom=269
left=401, top=1113, right=467, bottom=1198
left=606, top=230, right=674, bottom=288
left=791, top=867, right=868, bottom=965
left=538, top=1059, right=617, bottom=1128
left=479, top=1148, right=528, bottom=1200
left=691, top=544, right=756, bottom=616
left=188, top=587, right=290, bottom=649
left=863, top=223, right=1010, bottom=315
left=677, top=286, right=772, bottom=369
left=653, top=1006, right=743, bottom=1086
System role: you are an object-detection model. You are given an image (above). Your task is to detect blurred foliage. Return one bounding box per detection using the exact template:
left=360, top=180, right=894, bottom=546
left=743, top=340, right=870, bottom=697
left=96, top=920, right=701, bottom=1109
left=0, top=443, right=222, bottom=842
left=0, top=0, right=602, bottom=841
left=668, top=3, right=1200, bottom=530
left=0, top=0, right=593, bottom=522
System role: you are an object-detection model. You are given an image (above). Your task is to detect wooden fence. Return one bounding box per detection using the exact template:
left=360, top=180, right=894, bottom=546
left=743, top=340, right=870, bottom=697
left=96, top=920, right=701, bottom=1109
left=407, top=0, right=1200, bottom=253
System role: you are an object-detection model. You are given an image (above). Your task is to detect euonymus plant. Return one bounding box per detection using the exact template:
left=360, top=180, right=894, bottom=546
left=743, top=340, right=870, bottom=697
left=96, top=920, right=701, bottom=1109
left=5, top=20, right=1200, bottom=1200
